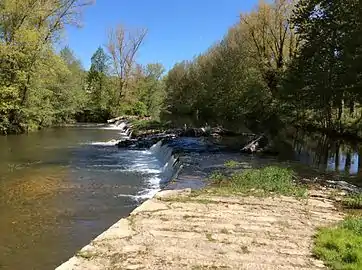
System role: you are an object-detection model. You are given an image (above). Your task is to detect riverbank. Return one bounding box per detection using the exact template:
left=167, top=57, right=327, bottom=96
left=56, top=186, right=344, bottom=270
left=54, top=121, right=362, bottom=269
left=55, top=147, right=349, bottom=270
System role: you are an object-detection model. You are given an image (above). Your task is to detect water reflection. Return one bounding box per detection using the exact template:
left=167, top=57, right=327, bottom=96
left=292, top=131, right=361, bottom=175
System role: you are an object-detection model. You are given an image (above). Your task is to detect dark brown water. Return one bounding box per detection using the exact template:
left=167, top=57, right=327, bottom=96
left=291, top=131, right=362, bottom=178
left=0, top=125, right=162, bottom=270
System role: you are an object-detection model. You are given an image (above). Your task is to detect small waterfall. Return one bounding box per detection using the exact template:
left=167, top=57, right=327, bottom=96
left=102, top=121, right=127, bottom=131
left=90, top=139, right=121, bottom=146
left=150, top=140, right=162, bottom=154
left=115, top=121, right=126, bottom=131
left=120, top=127, right=131, bottom=138
left=150, top=140, right=181, bottom=184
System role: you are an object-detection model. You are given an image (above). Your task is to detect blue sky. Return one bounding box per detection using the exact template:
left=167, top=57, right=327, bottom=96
left=64, top=0, right=257, bottom=70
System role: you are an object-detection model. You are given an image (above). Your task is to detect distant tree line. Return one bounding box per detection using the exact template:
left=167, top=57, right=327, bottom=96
left=163, top=0, right=362, bottom=137
left=0, top=0, right=165, bottom=134
left=2, top=0, right=361, bottom=137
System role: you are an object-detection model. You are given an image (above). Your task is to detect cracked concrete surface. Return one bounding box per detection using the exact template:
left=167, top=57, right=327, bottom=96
left=56, top=189, right=343, bottom=270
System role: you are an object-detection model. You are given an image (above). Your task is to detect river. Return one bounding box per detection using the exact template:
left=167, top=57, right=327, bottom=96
left=1, top=124, right=362, bottom=270
left=0, top=124, right=167, bottom=270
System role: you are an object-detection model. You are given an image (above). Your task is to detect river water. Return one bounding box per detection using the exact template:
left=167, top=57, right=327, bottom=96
left=0, top=125, right=167, bottom=270
left=1, top=124, right=362, bottom=270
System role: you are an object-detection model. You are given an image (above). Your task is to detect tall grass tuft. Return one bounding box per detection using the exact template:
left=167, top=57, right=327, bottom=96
left=210, top=166, right=306, bottom=198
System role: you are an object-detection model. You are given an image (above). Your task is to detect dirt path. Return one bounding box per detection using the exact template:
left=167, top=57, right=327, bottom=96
left=57, top=189, right=343, bottom=270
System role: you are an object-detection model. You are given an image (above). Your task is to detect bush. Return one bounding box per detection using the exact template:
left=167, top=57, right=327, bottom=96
left=131, top=119, right=171, bottom=132
left=128, top=101, right=148, bottom=117
left=209, top=171, right=226, bottom=185
left=314, top=217, right=362, bottom=270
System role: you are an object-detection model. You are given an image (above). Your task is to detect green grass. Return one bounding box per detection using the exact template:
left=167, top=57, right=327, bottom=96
left=208, top=166, right=307, bottom=198
left=209, top=171, right=225, bottom=183
left=131, top=119, right=171, bottom=132
left=313, top=217, right=362, bottom=270
left=342, top=194, right=362, bottom=209
left=224, top=160, right=239, bottom=168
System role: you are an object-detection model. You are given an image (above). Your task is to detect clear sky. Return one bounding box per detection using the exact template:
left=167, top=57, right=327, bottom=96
left=64, top=0, right=257, bottom=70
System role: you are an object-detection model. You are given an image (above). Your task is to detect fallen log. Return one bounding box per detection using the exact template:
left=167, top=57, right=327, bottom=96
left=241, top=135, right=269, bottom=153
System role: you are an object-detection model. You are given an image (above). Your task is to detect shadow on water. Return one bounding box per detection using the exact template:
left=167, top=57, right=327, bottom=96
left=162, top=114, right=362, bottom=186
left=283, top=129, right=362, bottom=186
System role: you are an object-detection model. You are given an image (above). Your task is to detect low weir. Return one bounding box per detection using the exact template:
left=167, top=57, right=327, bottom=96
left=56, top=120, right=362, bottom=269
left=56, top=121, right=186, bottom=268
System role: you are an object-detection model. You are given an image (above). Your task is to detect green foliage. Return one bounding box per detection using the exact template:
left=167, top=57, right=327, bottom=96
left=313, top=217, right=362, bottom=270
left=162, top=0, right=362, bottom=137
left=127, top=101, right=148, bottom=116
left=224, top=160, right=239, bottom=168
left=283, top=0, right=362, bottom=133
left=3, top=0, right=361, bottom=137
left=163, top=0, right=295, bottom=132
left=129, top=63, right=165, bottom=118
left=86, top=47, right=112, bottom=117
left=343, top=194, right=362, bottom=209
left=209, top=166, right=306, bottom=198
left=0, top=0, right=92, bottom=134
left=0, top=2, right=164, bottom=133
left=209, top=171, right=225, bottom=184
left=131, top=119, right=171, bottom=133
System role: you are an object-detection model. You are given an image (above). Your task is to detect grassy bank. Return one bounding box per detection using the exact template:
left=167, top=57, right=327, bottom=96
left=130, top=118, right=172, bottom=136
left=207, top=164, right=362, bottom=269
left=314, top=217, right=362, bottom=270
left=207, top=165, right=307, bottom=198
left=313, top=192, right=362, bottom=269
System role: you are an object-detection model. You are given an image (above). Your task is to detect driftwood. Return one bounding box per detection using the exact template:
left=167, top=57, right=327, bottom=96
left=241, top=135, right=269, bottom=153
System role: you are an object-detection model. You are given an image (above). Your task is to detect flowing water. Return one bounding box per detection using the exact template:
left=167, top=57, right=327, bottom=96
left=0, top=124, right=175, bottom=270
left=1, top=123, right=362, bottom=270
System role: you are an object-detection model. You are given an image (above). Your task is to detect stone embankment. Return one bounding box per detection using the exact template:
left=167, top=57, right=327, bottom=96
left=57, top=188, right=343, bottom=270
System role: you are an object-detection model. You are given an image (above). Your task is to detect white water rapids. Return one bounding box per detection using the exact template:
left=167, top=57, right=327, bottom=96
left=88, top=122, right=181, bottom=200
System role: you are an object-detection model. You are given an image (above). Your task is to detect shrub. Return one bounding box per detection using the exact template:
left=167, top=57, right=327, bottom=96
left=130, top=101, right=148, bottom=117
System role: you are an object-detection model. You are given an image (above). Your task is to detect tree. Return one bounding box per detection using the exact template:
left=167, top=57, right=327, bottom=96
left=239, top=0, right=298, bottom=95
left=87, top=47, right=109, bottom=110
left=107, top=25, right=147, bottom=114
left=52, top=46, right=86, bottom=122
left=284, top=0, right=362, bottom=131
left=0, top=0, right=93, bottom=133
left=139, top=63, right=165, bottom=117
